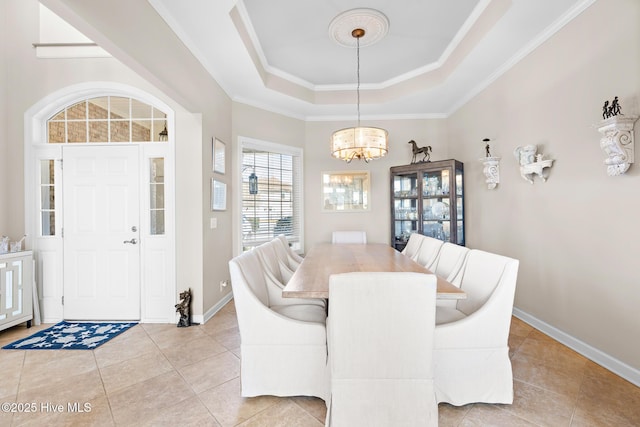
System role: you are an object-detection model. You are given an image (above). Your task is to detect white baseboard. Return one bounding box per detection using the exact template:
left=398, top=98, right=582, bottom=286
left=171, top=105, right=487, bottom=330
left=513, top=308, right=640, bottom=388
left=201, top=292, right=234, bottom=324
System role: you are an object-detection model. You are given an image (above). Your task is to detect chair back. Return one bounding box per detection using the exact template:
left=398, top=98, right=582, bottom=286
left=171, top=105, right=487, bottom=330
left=456, top=249, right=519, bottom=316
left=229, top=250, right=270, bottom=307
left=255, top=241, right=293, bottom=283
left=400, top=232, right=425, bottom=260
left=327, top=272, right=438, bottom=425
left=432, top=242, right=470, bottom=284
left=276, top=234, right=303, bottom=265
left=331, top=231, right=367, bottom=244
left=271, top=236, right=300, bottom=270
left=414, top=236, right=444, bottom=269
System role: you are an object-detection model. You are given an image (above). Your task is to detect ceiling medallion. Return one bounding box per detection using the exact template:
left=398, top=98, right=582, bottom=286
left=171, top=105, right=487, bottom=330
left=328, top=8, right=389, bottom=48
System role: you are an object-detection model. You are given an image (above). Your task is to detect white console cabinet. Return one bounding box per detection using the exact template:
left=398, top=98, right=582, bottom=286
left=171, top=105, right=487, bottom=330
left=0, top=251, right=33, bottom=331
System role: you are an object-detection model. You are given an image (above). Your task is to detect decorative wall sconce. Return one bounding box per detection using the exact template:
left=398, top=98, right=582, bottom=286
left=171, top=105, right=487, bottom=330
left=480, top=138, right=500, bottom=189
left=513, top=144, right=554, bottom=184
left=597, top=115, right=637, bottom=176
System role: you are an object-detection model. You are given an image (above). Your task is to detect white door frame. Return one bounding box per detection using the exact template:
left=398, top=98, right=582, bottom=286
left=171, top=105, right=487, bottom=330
left=24, top=82, right=176, bottom=323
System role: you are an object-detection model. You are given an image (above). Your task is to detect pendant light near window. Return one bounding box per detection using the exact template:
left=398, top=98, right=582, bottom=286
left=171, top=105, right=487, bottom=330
left=243, top=156, right=259, bottom=195
left=248, top=171, right=258, bottom=195
left=158, top=124, right=168, bottom=141
left=330, top=27, right=388, bottom=163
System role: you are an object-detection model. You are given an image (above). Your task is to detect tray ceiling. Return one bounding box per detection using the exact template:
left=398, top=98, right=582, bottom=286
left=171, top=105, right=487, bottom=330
left=148, top=0, right=594, bottom=120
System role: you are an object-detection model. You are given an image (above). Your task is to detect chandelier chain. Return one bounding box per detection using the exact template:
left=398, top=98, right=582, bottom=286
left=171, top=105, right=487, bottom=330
left=356, top=35, right=361, bottom=127
left=330, top=24, right=388, bottom=162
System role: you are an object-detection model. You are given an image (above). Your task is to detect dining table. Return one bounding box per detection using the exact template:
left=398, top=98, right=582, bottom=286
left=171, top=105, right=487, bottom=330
left=282, top=242, right=466, bottom=300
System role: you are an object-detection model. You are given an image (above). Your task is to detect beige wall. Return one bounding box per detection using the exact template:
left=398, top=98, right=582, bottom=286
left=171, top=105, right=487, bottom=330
left=230, top=107, right=449, bottom=251
left=4, top=0, right=180, bottom=238
left=3, top=0, right=234, bottom=320
left=230, top=103, right=306, bottom=255
left=0, top=1, right=8, bottom=235
left=304, top=119, right=448, bottom=248
left=448, top=0, right=640, bottom=371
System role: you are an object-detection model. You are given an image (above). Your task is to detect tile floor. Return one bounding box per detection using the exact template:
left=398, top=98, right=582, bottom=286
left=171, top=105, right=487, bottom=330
left=0, top=301, right=638, bottom=426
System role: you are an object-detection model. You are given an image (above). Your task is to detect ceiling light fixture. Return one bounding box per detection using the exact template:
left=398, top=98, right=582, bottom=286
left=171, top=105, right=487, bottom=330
left=330, top=26, right=388, bottom=163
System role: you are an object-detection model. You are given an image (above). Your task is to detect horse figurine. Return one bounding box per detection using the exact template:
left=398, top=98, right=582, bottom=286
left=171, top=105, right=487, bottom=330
left=175, top=288, right=192, bottom=327
left=408, top=140, right=432, bottom=163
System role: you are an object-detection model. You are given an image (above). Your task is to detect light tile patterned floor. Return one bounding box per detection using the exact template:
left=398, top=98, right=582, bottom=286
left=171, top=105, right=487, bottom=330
left=0, top=301, right=638, bottom=426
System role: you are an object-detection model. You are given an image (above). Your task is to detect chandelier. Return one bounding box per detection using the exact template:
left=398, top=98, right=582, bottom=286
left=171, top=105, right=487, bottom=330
left=330, top=26, right=389, bottom=163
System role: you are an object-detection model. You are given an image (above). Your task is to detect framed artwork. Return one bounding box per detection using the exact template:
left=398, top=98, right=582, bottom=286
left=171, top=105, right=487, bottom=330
left=213, top=138, right=226, bottom=174
left=211, top=179, right=227, bottom=211
left=322, top=170, right=371, bottom=212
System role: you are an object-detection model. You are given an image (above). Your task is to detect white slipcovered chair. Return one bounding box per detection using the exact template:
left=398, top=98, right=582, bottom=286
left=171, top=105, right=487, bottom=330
left=434, top=249, right=519, bottom=406
left=432, top=242, right=470, bottom=284
left=254, top=242, right=325, bottom=308
left=331, top=231, right=367, bottom=244
left=228, top=250, right=330, bottom=401
left=414, top=236, right=445, bottom=270
left=432, top=242, right=470, bottom=308
left=400, top=232, right=425, bottom=260
left=326, top=272, right=438, bottom=426
left=276, top=234, right=303, bottom=267
left=254, top=240, right=295, bottom=283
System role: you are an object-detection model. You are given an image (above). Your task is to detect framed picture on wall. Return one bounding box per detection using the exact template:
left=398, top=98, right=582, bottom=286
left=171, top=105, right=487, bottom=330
left=213, top=138, right=226, bottom=174
left=322, top=170, right=371, bottom=212
left=211, top=179, right=227, bottom=211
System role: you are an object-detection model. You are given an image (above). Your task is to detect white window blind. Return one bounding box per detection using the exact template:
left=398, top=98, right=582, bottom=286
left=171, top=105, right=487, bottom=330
left=241, top=140, right=303, bottom=253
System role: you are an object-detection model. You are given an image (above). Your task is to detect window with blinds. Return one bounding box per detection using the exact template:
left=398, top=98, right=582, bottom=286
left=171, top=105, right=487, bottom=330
left=241, top=140, right=303, bottom=253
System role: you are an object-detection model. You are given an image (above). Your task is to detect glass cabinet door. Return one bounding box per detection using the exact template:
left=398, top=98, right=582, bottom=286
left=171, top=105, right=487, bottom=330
left=422, top=168, right=451, bottom=242
left=392, top=173, right=418, bottom=250
left=455, top=166, right=464, bottom=245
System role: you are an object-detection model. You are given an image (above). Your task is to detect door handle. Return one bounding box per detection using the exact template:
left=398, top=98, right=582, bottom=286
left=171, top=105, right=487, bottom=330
left=123, top=238, right=138, bottom=245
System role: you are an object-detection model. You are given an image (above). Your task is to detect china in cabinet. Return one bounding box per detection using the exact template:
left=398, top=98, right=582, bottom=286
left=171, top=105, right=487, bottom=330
left=390, top=160, right=464, bottom=251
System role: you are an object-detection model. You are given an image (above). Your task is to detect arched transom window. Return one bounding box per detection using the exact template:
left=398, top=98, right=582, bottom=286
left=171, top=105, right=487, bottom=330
left=47, top=96, right=168, bottom=143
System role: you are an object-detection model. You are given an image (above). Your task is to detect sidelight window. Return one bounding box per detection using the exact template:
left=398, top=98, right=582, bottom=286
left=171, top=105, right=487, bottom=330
left=39, top=160, right=56, bottom=236
left=149, top=158, right=165, bottom=235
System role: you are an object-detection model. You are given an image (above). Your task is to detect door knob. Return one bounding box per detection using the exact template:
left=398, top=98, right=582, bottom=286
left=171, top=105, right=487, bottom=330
left=123, top=238, right=138, bottom=244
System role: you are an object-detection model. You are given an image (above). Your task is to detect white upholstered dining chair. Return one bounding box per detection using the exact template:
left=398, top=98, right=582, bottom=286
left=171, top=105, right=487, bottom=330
left=433, top=249, right=519, bottom=406
left=276, top=234, right=303, bottom=267
left=331, top=231, right=367, bottom=244
left=326, top=272, right=438, bottom=426
left=254, top=240, right=295, bottom=283
left=432, top=242, right=470, bottom=284
left=228, top=250, right=330, bottom=402
left=414, top=235, right=444, bottom=270
left=400, top=232, right=425, bottom=260
left=254, top=241, right=325, bottom=307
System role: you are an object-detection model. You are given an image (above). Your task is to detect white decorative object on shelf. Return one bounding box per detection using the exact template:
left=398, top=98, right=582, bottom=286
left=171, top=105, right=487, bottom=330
left=514, top=145, right=554, bottom=184
left=597, top=115, right=637, bottom=176
left=480, top=156, right=501, bottom=189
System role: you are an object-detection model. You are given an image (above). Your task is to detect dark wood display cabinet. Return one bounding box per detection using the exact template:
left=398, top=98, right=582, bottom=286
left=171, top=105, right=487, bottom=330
left=390, top=159, right=464, bottom=251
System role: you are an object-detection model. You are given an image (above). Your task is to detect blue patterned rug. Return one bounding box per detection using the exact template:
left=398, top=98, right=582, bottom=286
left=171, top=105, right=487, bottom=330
left=2, top=321, right=137, bottom=350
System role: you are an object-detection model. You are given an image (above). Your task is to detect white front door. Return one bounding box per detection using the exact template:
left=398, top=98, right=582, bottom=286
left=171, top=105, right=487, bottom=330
left=63, top=145, right=140, bottom=320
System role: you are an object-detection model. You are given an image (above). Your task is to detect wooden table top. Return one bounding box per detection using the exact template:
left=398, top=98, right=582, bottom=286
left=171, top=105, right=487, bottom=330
left=283, top=243, right=466, bottom=300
